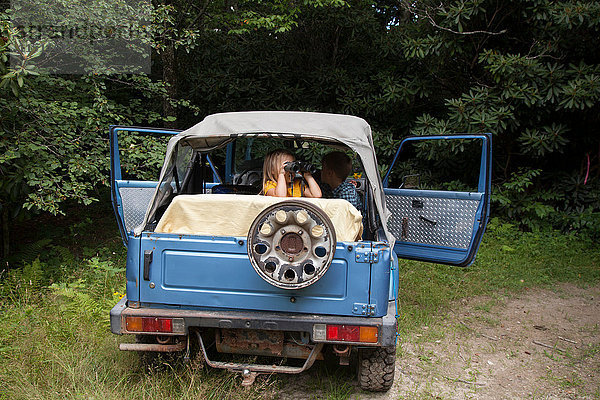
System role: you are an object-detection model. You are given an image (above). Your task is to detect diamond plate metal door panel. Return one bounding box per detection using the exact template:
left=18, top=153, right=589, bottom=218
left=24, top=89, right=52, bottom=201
left=119, top=186, right=156, bottom=233
left=386, top=194, right=479, bottom=249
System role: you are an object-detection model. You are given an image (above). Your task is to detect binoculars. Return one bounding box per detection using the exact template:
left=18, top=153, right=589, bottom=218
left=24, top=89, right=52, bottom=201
left=283, top=161, right=316, bottom=175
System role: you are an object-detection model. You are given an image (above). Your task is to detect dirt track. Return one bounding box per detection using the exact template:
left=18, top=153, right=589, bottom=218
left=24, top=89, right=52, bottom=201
left=278, top=284, right=600, bottom=399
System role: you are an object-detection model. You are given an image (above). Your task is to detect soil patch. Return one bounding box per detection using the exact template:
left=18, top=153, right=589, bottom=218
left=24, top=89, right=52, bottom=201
left=277, top=283, right=600, bottom=399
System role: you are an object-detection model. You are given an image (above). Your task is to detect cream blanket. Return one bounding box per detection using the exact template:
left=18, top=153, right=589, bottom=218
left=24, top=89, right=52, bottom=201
left=155, top=194, right=363, bottom=242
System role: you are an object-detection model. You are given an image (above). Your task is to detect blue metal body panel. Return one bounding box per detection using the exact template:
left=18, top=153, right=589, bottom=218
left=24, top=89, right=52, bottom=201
left=125, top=236, right=141, bottom=302
left=386, top=189, right=483, bottom=201
left=388, top=253, right=398, bottom=301
left=369, top=243, right=392, bottom=316
left=116, top=180, right=161, bottom=189
left=132, top=233, right=390, bottom=317
left=225, top=142, right=235, bottom=183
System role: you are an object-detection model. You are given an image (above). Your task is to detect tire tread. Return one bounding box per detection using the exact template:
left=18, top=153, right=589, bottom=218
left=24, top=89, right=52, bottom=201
left=357, top=346, right=396, bottom=392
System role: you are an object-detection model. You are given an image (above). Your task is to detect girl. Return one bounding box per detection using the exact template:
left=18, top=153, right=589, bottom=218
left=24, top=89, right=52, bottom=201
left=262, top=149, right=322, bottom=198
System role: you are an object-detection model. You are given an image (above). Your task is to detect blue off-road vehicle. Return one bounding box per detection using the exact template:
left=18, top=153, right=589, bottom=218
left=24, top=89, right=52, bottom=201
left=109, top=111, right=491, bottom=391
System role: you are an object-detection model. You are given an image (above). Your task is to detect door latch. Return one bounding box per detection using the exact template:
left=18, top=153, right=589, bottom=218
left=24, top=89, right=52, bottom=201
left=419, top=215, right=437, bottom=226
left=143, top=250, right=153, bottom=280
left=412, top=199, right=424, bottom=208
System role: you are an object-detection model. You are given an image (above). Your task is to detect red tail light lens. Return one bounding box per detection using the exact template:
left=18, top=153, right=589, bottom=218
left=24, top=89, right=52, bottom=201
left=142, top=317, right=172, bottom=333
left=326, top=325, right=360, bottom=342
left=158, top=318, right=172, bottom=332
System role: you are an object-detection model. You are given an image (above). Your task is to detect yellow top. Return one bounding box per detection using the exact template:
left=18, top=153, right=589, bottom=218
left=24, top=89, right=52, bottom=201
left=264, top=179, right=303, bottom=197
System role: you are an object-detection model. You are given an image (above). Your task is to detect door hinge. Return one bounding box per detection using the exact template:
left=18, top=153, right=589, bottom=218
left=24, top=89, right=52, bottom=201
left=352, top=303, right=377, bottom=316
left=355, top=247, right=379, bottom=263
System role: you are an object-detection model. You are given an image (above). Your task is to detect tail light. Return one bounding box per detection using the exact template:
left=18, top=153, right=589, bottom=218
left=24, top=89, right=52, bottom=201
left=313, top=324, right=378, bottom=343
left=126, top=317, right=183, bottom=333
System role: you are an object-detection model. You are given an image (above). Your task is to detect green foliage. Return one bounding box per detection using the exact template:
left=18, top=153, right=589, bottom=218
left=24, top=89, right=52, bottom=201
left=392, top=0, right=600, bottom=235
left=50, top=257, right=125, bottom=330
left=0, top=3, right=179, bottom=219
left=492, top=168, right=600, bottom=236
left=0, top=225, right=276, bottom=399
left=169, top=0, right=600, bottom=235
left=0, top=0, right=358, bottom=259
left=493, top=168, right=556, bottom=227
left=1, top=0, right=599, bottom=242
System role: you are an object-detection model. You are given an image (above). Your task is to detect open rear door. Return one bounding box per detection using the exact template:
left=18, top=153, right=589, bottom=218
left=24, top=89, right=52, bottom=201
left=383, top=134, right=491, bottom=266
left=110, top=126, right=181, bottom=245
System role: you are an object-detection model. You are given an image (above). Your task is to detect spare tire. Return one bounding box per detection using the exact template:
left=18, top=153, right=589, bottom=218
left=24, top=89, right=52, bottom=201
left=247, top=200, right=336, bottom=290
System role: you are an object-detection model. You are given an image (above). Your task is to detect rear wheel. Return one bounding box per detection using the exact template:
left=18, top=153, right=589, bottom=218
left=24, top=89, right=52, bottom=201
left=357, top=346, right=396, bottom=392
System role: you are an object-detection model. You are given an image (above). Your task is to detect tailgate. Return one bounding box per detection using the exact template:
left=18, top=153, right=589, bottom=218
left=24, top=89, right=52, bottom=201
left=138, top=233, right=372, bottom=317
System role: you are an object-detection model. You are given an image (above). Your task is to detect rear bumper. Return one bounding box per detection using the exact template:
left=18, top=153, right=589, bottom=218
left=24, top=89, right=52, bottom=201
left=110, top=297, right=398, bottom=347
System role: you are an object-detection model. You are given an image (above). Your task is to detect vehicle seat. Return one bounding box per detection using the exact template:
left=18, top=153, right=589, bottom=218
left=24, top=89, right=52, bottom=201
left=211, top=184, right=261, bottom=195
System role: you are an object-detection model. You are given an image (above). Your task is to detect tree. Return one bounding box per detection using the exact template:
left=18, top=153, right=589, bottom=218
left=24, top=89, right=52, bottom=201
left=2, top=0, right=598, bottom=260
left=0, top=2, right=177, bottom=257
left=0, top=0, right=348, bottom=258
left=390, top=0, right=600, bottom=234
left=170, top=0, right=600, bottom=234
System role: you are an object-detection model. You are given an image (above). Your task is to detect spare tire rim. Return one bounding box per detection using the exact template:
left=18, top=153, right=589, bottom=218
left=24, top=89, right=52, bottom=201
left=247, top=200, right=336, bottom=290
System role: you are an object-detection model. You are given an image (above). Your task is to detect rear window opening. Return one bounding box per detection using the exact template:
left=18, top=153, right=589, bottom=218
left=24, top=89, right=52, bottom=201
left=141, top=137, right=380, bottom=241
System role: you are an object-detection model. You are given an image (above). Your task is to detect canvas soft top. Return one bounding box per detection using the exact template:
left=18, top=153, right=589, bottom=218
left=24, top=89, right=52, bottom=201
left=137, top=111, right=394, bottom=245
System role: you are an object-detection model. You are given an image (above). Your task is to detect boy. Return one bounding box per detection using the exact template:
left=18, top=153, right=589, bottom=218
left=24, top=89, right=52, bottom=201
left=320, top=151, right=361, bottom=211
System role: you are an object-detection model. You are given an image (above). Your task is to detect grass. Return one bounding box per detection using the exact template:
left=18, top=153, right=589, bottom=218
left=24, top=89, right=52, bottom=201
left=0, top=263, right=278, bottom=400
left=396, top=217, right=600, bottom=338
left=543, top=370, right=585, bottom=390
left=0, top=204, right=279, bottom=400
left=0, top=208, right=599, bottom=399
